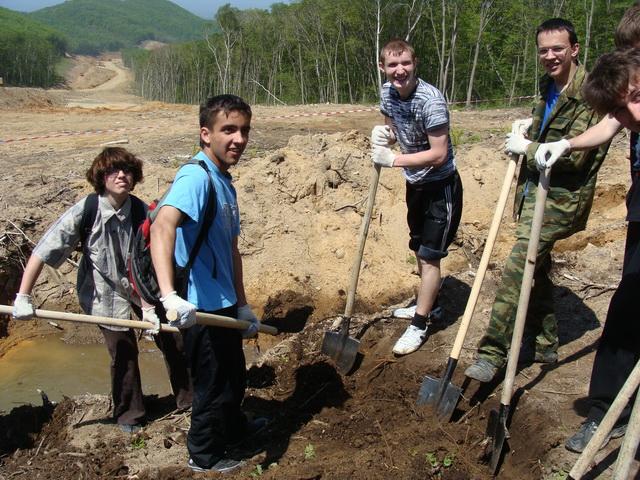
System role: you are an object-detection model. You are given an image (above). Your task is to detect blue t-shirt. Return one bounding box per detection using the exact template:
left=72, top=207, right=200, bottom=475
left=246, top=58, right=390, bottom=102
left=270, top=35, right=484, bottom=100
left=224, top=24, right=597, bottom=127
left=540, top=82, right=560, bottom=134
left=380, top=78, right=456, bottom=184
left=160, top=151, right=240, bottom=310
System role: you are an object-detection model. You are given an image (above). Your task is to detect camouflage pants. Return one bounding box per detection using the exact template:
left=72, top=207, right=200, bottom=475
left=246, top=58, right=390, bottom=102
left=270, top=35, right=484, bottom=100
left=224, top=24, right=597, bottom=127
left=477, top=180, right=583, bottom=367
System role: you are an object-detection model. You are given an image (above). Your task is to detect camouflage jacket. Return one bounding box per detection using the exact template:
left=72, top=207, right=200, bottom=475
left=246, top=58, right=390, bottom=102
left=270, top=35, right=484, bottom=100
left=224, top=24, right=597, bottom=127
left=514, top=64, right=611, bottom=233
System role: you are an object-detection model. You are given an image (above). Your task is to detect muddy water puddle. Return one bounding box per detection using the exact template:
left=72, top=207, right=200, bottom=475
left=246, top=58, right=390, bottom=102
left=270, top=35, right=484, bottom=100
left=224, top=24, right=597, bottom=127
left=0, top=335, right=174, bottom=412
left=0, top=333, right=265, bottom=413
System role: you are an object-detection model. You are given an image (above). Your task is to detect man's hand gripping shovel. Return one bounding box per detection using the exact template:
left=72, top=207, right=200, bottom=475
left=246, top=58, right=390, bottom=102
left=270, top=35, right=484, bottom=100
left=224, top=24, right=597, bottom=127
left=417, top=121, right=526, bottom=420
left=321, top=164, right=381, bottom=374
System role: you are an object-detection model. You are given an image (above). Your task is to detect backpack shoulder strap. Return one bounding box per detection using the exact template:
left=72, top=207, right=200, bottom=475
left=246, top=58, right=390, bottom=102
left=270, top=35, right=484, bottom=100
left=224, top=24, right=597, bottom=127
left=129, top=194, right=146, bottom=232
left=184, top=160, right=217, bottom=271
left=79, top=193, right=99, bottom=248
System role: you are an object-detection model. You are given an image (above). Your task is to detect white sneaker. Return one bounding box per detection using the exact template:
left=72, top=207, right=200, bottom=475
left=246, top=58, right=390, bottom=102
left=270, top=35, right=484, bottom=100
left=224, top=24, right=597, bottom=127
left=392, top=304, right=417, bottom=319
left=392, top=324, right=428, bottom=355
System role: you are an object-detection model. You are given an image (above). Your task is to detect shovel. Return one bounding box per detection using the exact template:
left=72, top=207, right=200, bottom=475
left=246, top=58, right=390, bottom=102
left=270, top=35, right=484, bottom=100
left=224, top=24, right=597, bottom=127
left=486, top=167, right=551, bottom=474
left=417, top=151, right=520, bottom=419
left=322, top=164, right=382, bottom=374
left=569, top=357, right=640, bottom=480
left=1, top=305, right=278, bottom=335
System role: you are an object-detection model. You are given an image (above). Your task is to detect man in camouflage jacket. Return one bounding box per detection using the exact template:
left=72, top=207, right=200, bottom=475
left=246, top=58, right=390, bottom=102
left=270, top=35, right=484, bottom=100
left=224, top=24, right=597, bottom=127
left=465, top=18, right=611, bottom=382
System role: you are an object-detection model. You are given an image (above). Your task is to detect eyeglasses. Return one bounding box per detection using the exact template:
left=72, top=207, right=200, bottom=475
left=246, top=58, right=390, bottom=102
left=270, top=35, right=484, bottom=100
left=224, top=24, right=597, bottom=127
left=105, top=166, right=133, bottom=176
left=537, top=46, right=570, bottom=57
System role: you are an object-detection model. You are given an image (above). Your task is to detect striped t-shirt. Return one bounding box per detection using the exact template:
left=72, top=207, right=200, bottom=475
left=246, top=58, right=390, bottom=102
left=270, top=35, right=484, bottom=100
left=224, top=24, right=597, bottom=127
left=380, top=78, right=456, bottom=184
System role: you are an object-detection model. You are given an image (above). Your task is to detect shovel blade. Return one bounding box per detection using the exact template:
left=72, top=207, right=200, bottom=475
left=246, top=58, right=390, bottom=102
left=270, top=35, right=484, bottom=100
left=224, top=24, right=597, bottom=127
left=417, top=375, right=462, bottom=421
left=321, top=331, right=360, bottom=374
left=486, top=405, right=510, bottom=475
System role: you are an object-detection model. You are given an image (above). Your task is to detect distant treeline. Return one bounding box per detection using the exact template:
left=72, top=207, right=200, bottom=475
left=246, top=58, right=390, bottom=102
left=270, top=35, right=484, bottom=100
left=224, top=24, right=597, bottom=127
left=123, top=0, right=627, bottom=106
left=0, top=7, right=67, bottom=87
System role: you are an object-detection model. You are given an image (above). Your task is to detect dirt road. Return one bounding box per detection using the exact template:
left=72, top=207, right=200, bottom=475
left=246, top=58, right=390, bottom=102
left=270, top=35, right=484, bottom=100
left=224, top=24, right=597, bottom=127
left=0, top=56, right=636, bottom=479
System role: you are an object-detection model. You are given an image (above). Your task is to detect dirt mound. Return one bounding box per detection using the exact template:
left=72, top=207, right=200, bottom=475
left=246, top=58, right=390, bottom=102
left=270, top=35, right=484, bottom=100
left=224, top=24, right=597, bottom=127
left=0, top=87, right=65, bottom=110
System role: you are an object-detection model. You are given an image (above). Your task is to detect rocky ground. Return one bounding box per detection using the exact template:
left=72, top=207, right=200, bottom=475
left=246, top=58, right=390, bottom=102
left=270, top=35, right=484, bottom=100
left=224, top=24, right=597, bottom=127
left=0, top=54, right=637, bottom=479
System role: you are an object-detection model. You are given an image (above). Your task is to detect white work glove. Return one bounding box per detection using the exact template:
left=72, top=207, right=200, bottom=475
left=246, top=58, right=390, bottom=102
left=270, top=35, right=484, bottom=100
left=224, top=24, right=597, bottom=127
left=13, top=293, right=34, bottom=320
left=511, top=118, right=533, bottom=136
left=370, top=125, right=396, bottom=147
left=534, top=138, right=571, bottom=171
left=142, top=306, right=161, bottom=335
left=371, top=146, right=395, bottom=168
left=504, top=133, right=532, bottom=156
left=160, top=291, right=197, bottom=329
left=237, top=304, right=260, bottom=339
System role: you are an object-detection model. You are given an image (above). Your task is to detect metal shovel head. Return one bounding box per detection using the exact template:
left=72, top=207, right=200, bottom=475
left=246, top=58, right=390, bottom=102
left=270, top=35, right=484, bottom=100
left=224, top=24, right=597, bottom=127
left=321, top=329, right=360, bottom=374
left=486, top=404, right=510, bottom=474
left=417, top=375, right=462, bottom=421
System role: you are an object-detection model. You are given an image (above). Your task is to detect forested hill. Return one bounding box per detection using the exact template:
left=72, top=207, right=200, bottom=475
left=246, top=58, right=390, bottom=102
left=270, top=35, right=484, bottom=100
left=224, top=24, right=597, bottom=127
left=0, top=7, right=67, bottom=87
left=29, top=0, right=209, bottom=54
left=125, top=0, right=626, bottom=107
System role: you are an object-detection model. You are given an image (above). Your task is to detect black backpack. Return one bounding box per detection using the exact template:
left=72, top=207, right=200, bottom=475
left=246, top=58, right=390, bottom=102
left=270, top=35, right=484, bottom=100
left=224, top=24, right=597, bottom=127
left=79, top=192, right=147, bottom=248
left=128, top=160, right=217, bottom=304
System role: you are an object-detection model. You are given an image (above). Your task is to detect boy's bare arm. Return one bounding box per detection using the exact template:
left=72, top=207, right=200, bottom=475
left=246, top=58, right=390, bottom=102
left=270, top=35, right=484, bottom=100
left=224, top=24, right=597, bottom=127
left=392, top=125, right=449, bottom=168
left=150, top=205, right=184, bottom=297
left=18, top=254, right=45, bottom=295
left=534, top=115, right=623, bottom=170
left=569, top=115, right=623, bottom=151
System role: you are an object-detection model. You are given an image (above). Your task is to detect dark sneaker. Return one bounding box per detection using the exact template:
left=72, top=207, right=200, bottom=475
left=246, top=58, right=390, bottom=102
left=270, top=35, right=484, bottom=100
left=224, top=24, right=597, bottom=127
left=464, top=358, right=499, bottom=383
left=565, top=420, right=627, bottom=453
left=188, top=457, right=245, bottom=473
left=119, top=423, right=142, bottom=434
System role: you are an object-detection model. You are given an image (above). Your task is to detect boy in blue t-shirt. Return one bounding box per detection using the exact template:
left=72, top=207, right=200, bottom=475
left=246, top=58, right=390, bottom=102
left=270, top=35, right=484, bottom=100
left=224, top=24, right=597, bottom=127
left=150, top=95, right=266, bottom=473
left=371, top=38, right=463, bottom=356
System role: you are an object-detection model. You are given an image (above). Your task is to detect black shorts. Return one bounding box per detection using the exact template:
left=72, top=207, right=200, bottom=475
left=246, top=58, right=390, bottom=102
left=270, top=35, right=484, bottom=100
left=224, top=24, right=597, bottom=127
left=406, top=171, right=463, bottom=260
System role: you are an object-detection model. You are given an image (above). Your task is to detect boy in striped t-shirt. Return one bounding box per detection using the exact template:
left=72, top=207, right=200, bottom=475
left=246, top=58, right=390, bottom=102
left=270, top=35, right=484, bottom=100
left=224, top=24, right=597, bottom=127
left=371, top=38, right=463, bottom=355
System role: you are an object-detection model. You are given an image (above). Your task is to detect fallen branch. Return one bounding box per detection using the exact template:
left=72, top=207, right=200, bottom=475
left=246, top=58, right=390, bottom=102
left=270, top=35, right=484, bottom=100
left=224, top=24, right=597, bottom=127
left=250, top=79, right=286, bottom=105
left=536, top=388, right=582, bottom=396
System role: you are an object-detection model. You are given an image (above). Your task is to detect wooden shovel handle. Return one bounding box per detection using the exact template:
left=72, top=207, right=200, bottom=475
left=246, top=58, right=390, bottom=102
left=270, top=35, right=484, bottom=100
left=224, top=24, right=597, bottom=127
left=1, top=304, right=278, bottom=335
left=570, top=357, right=640, bottom=479
left=330, top=163, right=381, bottom=330
left=345, top=164, right=382, bottom=318
left=166, top=309, right=278, bottom=335
left=612, top=382, right=640, bottom=479
left=0, top=304, right=178, bottom=332
left=449, top=153, right=519, bottom=360
left=501, top=167, right=551, bottom=404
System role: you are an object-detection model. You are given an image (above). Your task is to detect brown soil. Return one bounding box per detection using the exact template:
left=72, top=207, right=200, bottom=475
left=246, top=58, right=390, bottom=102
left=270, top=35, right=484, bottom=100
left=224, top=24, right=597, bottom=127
left=0, top=56, right=637, bottom=479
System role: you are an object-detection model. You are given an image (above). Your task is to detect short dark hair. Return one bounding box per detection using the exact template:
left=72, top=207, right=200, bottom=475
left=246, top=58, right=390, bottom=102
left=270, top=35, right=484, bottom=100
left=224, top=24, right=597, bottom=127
left=199, top=94, right=252, bottom=148
left=536, top=18, right=579, bottom=46
left=582, top=48, right=640, bottom=115
left=615, top=3, right=640, bottom=49
left=379, top=38, right=416, bottom=64
left=85, top=147, right=143, bottom=195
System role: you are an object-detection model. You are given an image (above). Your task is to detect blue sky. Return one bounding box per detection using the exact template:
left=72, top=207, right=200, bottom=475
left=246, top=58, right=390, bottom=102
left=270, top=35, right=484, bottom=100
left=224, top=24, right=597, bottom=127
left=0, top=0, right=287, bottom=19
